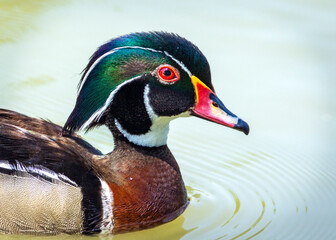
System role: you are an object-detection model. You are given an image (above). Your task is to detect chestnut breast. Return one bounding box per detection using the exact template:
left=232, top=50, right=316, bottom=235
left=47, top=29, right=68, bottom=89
left=95, top=142, right=189, bottom=233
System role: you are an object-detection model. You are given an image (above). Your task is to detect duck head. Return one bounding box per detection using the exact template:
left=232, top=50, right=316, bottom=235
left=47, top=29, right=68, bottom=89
left=63, top=32, right=249, bottom=147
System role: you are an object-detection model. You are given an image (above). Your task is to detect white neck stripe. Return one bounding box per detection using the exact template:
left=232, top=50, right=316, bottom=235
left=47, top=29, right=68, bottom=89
left=78, top=46, right=192, bottom=93
left=79, top=75, right=141, bottom=131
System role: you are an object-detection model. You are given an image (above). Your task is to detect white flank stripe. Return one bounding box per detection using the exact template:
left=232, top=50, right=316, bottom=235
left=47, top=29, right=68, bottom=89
left=0, top=160, right=78, bottom=187
left=0, top=161, right=12, bottom=170
left=99, top=178, right=114, bottom=233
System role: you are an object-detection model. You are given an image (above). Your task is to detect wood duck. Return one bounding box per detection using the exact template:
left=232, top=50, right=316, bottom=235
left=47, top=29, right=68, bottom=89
left=0, top=32, right=249, bottom=235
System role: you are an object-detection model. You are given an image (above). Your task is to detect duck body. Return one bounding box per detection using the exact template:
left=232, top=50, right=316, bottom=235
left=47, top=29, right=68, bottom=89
left=0, top=109, right=187, bottom=234
left=0, top=32, right=249, bottom=235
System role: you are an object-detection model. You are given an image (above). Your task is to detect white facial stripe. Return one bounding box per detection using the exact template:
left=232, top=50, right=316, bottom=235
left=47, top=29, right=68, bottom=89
left=79, top=45, right=192, bottom=131
left=163, top=51, right=191, bottom=76
left=78, top=45, right=193, bottom=132
left=79, top=75, right=142, bottom=131
left=79, top=45, right=192, bottom=93
left=99, top=178, right=114, bottom=233
left=79, top=48, right=118, bottom=93
left=143, top=84, right=156, bottom=119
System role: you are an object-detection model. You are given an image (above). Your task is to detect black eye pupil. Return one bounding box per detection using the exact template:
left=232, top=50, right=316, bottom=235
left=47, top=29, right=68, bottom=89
left=158, top=66, right=179, bottom=82
left=163, top=69, right=172, bottom=77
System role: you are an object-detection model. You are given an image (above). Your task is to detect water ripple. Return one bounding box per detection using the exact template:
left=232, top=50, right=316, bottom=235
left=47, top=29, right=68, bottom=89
left=170, top=132, right=336, bottom=240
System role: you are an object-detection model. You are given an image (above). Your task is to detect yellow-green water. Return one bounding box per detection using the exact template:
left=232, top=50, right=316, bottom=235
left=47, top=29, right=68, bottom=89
left=0, top=0, right=336, bottom=239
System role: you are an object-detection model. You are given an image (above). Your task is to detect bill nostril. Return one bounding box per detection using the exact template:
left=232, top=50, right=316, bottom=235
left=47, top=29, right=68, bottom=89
left=212, top=101, right=219, bottom=108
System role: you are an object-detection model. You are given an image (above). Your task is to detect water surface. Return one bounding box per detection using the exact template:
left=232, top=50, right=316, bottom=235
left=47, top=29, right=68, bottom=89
left=0, top=1, right=335, bottom=239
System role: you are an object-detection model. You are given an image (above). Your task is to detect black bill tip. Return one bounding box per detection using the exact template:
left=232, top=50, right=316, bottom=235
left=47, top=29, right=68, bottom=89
left=235, top=119, right=250, bottom=135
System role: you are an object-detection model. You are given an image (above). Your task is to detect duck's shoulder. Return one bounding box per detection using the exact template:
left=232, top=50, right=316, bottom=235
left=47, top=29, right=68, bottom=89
left=0, top=109, right=102, bottom=181
left=0, top=108, right=101, bottom=150
left=0, top=108, right=62, bottom=136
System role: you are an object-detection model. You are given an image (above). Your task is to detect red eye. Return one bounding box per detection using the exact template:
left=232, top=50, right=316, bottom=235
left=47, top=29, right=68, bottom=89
left=158, top=65, right=180, bottom=83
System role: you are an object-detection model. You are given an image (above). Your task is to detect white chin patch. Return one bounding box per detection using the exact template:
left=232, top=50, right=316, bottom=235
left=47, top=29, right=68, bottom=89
left=115, top=85, right=189, bottom=147
left=115, top=117, right=170, bottom=147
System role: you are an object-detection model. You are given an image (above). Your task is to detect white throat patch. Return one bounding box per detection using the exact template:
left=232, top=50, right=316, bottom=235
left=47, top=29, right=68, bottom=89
left=115, top=117, right=170, bottom=147
left=115, top=85, right=188, bottom=147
